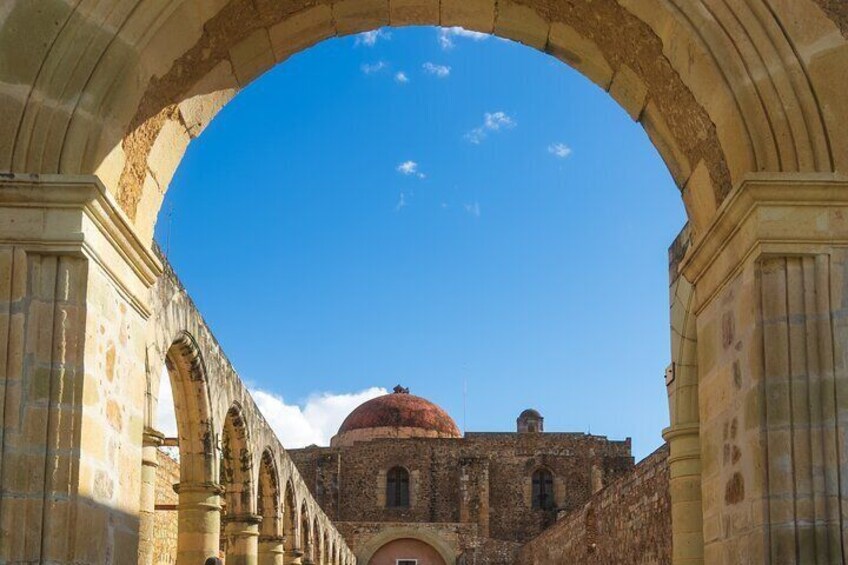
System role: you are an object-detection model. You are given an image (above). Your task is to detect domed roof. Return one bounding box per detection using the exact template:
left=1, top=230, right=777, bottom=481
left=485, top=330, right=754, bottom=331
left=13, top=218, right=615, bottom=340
left=519, top=408, right=542, bottom=419
left=334, top=386, right=461, bottom=444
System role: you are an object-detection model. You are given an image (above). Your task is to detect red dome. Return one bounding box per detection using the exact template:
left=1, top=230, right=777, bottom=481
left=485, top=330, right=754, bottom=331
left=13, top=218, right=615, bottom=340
left=336, top=387, right=460, bottom=438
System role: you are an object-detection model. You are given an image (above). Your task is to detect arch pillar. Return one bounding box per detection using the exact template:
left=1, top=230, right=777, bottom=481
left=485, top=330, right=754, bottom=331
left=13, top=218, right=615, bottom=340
left=665, top=240, right=705, bottom=565
left=0, top=174, right=162, bottom=563
left=138, top=428, right=165, bottom=565
left=302, top=542, right=315, bottom=565
left=287, top=547, right=305, bottom=564
left=258, top=535, right=286, bottom=565
left=173, top=481, right=225, bottom=562
left=681, top=173, right=848, bottom=563
left=224, top=513, right=263, bottom=565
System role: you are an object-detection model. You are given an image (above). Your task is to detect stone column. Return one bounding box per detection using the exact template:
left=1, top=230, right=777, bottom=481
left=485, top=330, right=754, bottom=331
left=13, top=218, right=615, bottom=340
left=224, top=513, right=262, bottom=565
left=0, top=175, right=162, bottom=563
left=173, top=482, right=225, bottom=562
left=302, top=543, right=315, bottom=565
left=680, top=174, right=848, bottom=563
left=663, top=229, right=704, bottom=565
left=287, top=548, right=305, bottom=564
left=138, top=428, right=165, bottom=565
left=258, top=535, right=286, bottom=565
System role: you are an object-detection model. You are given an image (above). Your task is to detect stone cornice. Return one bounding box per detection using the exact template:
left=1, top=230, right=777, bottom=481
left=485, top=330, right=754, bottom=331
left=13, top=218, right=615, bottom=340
left=0, top=173, right=163, bottom=317
left=680, top=173, right=848, bottom=314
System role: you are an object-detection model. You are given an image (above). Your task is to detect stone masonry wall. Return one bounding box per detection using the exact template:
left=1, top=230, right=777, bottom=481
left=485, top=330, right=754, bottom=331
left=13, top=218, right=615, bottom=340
left=516, top=444, right=670, bottom=565
left=153, top=450, right=180, bottom=564
left=290, top=432, right=633, bottom=546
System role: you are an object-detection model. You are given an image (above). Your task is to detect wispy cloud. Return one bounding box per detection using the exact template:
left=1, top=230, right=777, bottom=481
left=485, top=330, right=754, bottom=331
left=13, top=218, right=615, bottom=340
left=361, top=61, right=388, bottom=74
left=465, top=111, right=516, bottom=144
left=548, top=142, right=573, bottom=159
left=464, top=202, right=481, bottom=217
left=395, top=192, right=408, bottom=211
left=155, top=369, right=388, bottom=449
left=397, top=160, right=425, bottom=178
left=423, top=62, right=451, bottom=78
left=395, top=71, right=410, bottom=84
left=355, top=29, right=391, bottom=46
left=438, top=27, right=490, bottom=50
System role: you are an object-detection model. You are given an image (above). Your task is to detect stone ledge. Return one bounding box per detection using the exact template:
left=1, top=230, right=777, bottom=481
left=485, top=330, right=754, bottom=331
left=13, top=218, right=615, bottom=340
left=0, top=173, right=163, bottom=317
left=680, top=173, right=848, bottom=313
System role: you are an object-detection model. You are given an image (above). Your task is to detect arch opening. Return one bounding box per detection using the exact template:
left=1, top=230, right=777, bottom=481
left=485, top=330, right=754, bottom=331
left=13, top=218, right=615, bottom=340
left=142, top=332, right=218, bottom=564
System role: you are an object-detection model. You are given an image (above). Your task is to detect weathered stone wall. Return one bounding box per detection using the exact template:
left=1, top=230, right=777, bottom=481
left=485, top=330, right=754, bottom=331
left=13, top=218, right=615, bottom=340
left=153, top=451, right=180, bottom=564
left=516, top=444, right=670, bottom=565
left=290, top=431, right=633, bottom=559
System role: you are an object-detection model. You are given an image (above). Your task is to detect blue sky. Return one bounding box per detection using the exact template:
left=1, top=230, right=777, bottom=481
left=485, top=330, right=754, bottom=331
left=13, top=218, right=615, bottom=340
left=155, top=26, right=686, bottom=460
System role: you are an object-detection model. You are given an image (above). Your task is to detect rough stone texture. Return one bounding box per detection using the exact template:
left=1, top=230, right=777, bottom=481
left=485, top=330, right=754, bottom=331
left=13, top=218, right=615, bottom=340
left=814, top=1, right=848, bottom=36
left=517, top=445, right=671, bottom=564
left=153, top=451, right=180, bottom=564
left=290, top=430, right=633, bottom=561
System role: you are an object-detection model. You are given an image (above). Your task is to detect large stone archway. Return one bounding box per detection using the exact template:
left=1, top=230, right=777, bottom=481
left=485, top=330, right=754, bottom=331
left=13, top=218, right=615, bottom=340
left=1, top=1, right=848, bottom=564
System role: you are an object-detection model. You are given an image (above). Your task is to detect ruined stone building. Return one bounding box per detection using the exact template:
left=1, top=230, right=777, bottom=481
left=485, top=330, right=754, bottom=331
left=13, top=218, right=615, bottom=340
left=288, top=386, right=635, bottom=563
left=4, top=1, right=848, bottom=563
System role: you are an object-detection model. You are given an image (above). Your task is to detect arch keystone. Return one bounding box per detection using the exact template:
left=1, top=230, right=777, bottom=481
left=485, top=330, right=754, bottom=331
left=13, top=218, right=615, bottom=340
left=389, top=0, right=439, bottom=26
left=441, top=0, right=494, bottom=33
left=333, top=0, right=390, bottom=37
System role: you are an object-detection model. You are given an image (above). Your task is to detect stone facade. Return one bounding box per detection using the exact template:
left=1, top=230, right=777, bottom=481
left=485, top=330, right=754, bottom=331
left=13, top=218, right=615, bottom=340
left=3, top=1, right=848, bottom=564
left=290, top=426, right=633, bottom=562
left=518, top=445, right=671, bottom=564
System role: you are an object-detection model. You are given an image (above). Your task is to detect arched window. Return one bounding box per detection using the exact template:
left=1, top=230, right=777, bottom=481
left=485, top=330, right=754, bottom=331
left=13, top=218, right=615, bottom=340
left=532, top=468, right=555, bottom=510
left=386, top=466, right=410, bottom=508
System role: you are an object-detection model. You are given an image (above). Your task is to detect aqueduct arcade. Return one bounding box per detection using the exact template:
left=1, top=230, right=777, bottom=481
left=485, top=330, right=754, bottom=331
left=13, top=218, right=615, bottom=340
left=2, top=0, right=848, bottom=563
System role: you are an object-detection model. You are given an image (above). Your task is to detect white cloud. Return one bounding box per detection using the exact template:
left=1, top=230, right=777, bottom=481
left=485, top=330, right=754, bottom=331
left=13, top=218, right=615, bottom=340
left=252, top=387, right=388, bottom=448
left=155, top=366, right=388, bottom=450
left=464, top=202, right=481, bottom=217
left=438, top=27, right=491, bottom=50
left=423, top=62, right=451, bottom=78
left=395, top=71, right=410, bottom=84
left=548, top=142, right=573, bottom=159
left=397, top=160, right=425, bottom=178
left=465, top=111, right=516, bottom=144
left=361, top=61, right=387, bottom=74
left=355, top=29, right=391, bottom=46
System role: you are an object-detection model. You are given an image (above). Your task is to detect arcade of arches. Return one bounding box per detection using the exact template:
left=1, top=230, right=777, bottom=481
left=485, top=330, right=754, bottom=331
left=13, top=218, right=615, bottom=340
left=1, top=0, right=848, bottom=563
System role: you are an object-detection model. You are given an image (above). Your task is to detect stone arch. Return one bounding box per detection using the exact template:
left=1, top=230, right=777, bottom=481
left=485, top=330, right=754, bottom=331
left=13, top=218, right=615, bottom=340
left=300, top=501, right=314, bottom=560
left=357, top=526, right=456, bottom=565
left=282, top=477, right=299, bottom=557
left=2, top=0, right=847, bottom=242
left=317, top=523, right=327, bottom=565
left=160, top=331, right=217, bottom=483
left=220, top=401, right=258, bottom=561
left=258, top=448, right=281, bottom=535
left=140, top=330, right=220, bottom=563
left=221, top=402, right=255, bottom=515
